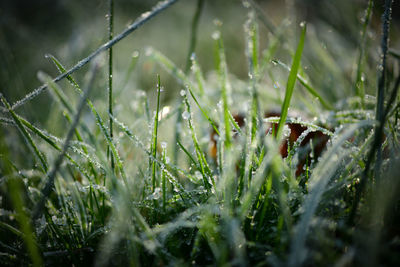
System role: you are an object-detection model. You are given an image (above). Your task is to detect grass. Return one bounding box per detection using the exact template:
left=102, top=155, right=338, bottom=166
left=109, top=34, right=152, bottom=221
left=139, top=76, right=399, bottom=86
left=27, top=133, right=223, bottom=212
left=1, top=0, right=400, bottom=266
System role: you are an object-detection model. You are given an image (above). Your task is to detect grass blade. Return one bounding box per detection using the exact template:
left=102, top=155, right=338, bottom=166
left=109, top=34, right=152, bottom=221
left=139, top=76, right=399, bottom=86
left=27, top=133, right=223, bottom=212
left=33, top=62, right=98, bottom=221
left=276, top=23, right=307, bottom=139
left=214, top=31, right=232, bottom=147
left=108, top=0, right=115, bottom=171
left=0, top=94, right=48, bottom=173
left=354, top=0, right=373, bottom=107
left=288, top=120, right=374, bottom=267
left=185, top=0, right=205, bottom=73
left=272, top=59, right=333, bottom=110
left=182, top=88, right=214, bottom=191
left=146, top=48, right=189, bottom=85
left=151, top=75, right=162, bottom=192
left=187, top=85, right=219, bottom=136
left=8, top=178, right=43, bottom=266
left=47, top=55, right=127, bottom=185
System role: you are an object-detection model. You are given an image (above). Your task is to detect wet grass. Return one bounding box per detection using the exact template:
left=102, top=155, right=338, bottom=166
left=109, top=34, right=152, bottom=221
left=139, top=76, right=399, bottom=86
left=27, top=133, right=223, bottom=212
left=0, top=0, right=399, bottom=266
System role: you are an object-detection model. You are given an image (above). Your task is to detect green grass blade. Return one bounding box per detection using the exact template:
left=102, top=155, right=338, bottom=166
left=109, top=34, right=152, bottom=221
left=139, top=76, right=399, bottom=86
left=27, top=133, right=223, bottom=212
left=182, top=88, right=214, bottom=191
left=151, top=75, right=162, bottom=192
left=47, top=55, right=127, bottom=185
left=15, top=113, right=97, bottom=178
left=185, top=0, right=205, bottom=73
left=187, top=85, right=220, bottom=136
left=32, top=62, right=98, bottom=221
left=214, top=31, right=232, bottom=147
left=190, top=53, right=206, bottom=96
left=8, top=178, right=43, bottom=266
left=37, top=71, right=74, bottom=114
left=38, top=72, right=99, bottom=175
left=0, top=94, right=48, bottom=173
left=108, top=0, right=115, bottom=172
left=272, top=59, right=333, bottom=110
left=276, top=23, right=307, bottom=139
left=146, top=48, right=189, bottom=85
left=354, top=0, right=373, bottom=107
left=177, top=140, right=199, bottom=168
left=288, top=120, right=374, bottom=267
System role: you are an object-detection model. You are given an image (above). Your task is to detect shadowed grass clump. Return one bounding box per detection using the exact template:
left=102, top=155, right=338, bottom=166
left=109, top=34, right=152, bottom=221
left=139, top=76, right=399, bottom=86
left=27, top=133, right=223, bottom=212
left=0, top=0, right=399, bottom=266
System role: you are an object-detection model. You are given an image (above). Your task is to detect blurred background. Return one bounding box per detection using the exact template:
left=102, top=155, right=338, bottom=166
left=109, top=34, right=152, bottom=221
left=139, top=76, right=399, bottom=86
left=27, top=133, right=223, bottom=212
left=1, top=0, right=399, bottom=100
left=0, top=0, right=399, bottom=160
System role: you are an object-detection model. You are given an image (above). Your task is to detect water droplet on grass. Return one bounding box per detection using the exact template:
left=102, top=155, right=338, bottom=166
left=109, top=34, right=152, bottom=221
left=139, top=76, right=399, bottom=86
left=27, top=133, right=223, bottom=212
left=212, top=31, right=221, bottom=40
left=180, top=90, right=186, bottom=96
left=182, top=111, right=190, bottom=120
left=132, top=51, right=139, bottom=58
left=195, top=171, right=202, bottom=180
left=161, top=142, right=167, bottom=149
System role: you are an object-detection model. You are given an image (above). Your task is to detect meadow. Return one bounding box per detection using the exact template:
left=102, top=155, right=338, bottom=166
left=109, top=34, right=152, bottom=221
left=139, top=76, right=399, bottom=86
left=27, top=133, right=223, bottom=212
left=0, top=0, right=399, bottom=266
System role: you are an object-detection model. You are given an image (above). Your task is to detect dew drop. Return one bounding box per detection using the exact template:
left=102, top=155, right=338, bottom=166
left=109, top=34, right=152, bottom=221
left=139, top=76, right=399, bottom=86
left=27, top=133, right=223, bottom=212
left=145, top=47, right=153, bottom=56
left=182, top=111, right=190, bottom=120
left=212, top=31, right=221, bottom=40
left=161, top=142, right=167, bottom=149
left=132, top=51, right=139, bottom=58
left=180, top=90, right=186, bottom=96
left=195, top=171, right=202, bottom=180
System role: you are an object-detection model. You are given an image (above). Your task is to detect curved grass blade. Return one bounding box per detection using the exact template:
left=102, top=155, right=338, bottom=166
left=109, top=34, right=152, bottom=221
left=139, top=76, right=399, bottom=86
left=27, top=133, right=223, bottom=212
left=288, top=120, right=374, bottom=267
left=0, top=94, right=48, bottom=173
left=32, top=62, right=98, bottom=221
left=38, top=71, right=101, bottom=184
left=47, top=55, right=127, bottom=185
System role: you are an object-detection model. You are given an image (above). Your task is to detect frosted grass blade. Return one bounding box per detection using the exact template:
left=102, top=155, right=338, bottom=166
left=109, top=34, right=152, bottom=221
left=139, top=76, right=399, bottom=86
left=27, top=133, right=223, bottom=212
left=33, top=62, right=98, bottom=221
left=288, top=120, right=374, bottom=267
left=47, top=55, right=127, bottom=185
left=0, top=94, right=48, bottom=173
